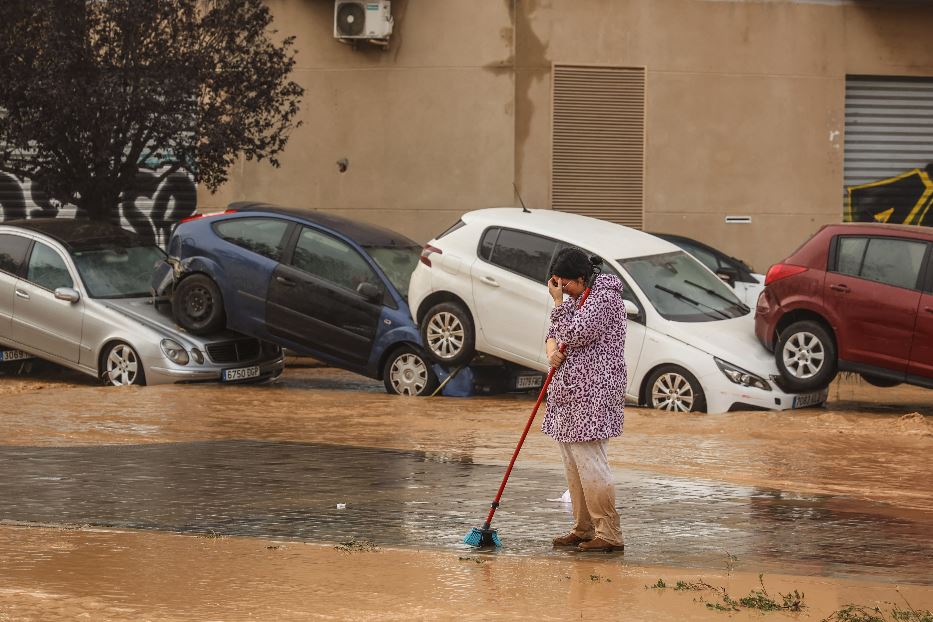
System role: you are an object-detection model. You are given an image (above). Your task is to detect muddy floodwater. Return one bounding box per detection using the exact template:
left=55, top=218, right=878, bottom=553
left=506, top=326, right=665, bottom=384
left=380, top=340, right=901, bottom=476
left=1, top=361, right=932, bottom=620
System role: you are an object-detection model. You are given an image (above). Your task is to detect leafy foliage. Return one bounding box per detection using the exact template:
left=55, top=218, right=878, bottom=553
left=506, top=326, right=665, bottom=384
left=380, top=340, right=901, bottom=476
left=0, top=0, right=303, bottom=220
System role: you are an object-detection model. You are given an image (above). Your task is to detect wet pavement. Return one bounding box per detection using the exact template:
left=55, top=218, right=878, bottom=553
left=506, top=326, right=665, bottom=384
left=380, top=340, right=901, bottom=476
left=2, top=439, right=932, bottom=584
left=1, top=363, right=932, bottom=587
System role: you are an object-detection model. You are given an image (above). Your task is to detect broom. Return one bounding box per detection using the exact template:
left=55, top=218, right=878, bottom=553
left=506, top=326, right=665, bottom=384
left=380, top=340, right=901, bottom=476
left=464, top=258, right=602, bottom=547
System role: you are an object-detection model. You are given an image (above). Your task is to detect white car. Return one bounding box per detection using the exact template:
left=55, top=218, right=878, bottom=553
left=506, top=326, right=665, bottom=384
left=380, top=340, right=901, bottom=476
left=408, top=208, right=827, bottom=413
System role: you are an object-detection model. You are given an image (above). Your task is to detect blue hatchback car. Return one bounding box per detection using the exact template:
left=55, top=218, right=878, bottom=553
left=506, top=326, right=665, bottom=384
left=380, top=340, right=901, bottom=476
left=152, top=202, right=438, bottom=395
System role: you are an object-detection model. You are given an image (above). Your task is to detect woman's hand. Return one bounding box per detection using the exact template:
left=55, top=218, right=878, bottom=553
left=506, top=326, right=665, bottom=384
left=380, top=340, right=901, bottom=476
left=547, top=349, right=566, bottom=369
left=547, top=276, right=564, bottom=305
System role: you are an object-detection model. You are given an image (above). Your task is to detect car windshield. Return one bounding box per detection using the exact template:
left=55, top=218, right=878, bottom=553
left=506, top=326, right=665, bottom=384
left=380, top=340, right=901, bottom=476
left=619, top=251, right=748, bottom=322
left=71, top=246, right=167, bottom=299
left=365, top=246, right=421, bottom=300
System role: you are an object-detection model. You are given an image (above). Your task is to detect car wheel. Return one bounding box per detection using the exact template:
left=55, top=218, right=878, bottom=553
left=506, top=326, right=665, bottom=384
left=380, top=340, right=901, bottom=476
left=646, top=365, right=706, bottom=413
left=101, top=342, right=146, bottom=386
left=420, top=301, right=475, bottom=366
left=860, top=373, right=901, bottom=388
left=775, top=320, right=837, bottom=392
left=172, top=274, right=226, bottom=335
left=383, top=346, right=439, bottom=396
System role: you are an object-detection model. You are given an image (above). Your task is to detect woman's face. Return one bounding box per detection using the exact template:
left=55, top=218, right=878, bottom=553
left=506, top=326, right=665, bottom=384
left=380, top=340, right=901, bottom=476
left=556, top=275, right=587, bottom=298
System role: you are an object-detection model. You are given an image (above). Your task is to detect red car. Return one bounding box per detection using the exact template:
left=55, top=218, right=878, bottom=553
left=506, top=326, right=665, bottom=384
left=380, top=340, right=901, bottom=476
left=755, top=223, right=932, bottom=392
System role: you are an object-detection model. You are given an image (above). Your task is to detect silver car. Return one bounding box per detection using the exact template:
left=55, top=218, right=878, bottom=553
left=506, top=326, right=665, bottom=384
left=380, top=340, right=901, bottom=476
left=0, top=219, right=285, bottom=386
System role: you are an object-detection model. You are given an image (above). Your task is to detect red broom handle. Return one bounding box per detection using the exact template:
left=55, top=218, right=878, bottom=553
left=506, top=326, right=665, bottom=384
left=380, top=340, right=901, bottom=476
left=481, top=284, right=594, bottom=529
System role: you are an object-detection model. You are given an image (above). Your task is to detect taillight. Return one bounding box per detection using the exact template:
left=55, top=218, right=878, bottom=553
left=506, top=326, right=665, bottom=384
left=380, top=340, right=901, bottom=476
left=178, top=209, right=237, bottom=225
left=419, top=244, right=442, bottom=267
left=764, top=263, right=808, bottom=286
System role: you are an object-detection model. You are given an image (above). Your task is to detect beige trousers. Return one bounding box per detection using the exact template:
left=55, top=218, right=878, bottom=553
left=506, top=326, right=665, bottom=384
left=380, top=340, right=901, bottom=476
left=559, top=439, right=622, bottom=545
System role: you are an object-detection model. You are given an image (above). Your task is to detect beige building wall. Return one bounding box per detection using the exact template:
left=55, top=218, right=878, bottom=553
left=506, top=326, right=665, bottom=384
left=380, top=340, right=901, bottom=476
left=206, top=0, right=933, bottom=273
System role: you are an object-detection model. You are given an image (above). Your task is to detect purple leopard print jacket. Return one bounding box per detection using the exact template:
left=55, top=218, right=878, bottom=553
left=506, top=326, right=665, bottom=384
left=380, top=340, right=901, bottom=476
left=542, top=273, right=627, bottom=443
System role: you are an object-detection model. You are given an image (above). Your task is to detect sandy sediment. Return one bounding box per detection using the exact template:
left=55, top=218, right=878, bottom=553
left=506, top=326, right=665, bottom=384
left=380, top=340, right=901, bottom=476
left=1, top=524, right=932, bottom=621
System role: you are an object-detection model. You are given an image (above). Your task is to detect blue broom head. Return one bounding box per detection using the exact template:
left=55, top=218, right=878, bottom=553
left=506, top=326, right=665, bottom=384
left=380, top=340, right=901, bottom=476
left=464, top=527, right=501, bottom=548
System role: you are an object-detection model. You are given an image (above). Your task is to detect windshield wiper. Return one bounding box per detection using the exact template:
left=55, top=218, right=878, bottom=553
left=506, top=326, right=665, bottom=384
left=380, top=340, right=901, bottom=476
left=654, top=284, right=731, bottom=320
left=684, top=279, right=749, bottom=314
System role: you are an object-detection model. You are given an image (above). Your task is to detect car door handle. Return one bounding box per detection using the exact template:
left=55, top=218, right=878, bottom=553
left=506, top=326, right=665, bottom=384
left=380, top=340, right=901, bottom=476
left=479, top=276, right=500, bottom=287
left=14, top=289, right=29, bottom=300
left=926, top=306, right=933, bottom=314
left=275, top=276, right=296, bottom=287
left=829, top=283, right=850, bottom=293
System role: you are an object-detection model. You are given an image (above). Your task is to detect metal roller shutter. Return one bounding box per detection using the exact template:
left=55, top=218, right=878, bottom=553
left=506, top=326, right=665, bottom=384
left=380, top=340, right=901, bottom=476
left=551, top=65, right=645, bottom=229
left=844, top=76, right=933, bottom=227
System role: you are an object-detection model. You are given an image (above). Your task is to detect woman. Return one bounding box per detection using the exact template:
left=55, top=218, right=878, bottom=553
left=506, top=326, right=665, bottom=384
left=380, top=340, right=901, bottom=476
left=544, top=247, right=627, bottom=552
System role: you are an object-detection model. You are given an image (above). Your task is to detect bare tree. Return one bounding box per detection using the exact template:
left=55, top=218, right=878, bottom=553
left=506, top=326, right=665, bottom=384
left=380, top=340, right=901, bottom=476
left=0, top=0, right=304, bottom=221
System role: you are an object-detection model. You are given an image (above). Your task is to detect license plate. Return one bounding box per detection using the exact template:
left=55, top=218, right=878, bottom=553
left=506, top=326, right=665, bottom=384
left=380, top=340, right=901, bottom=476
left=1, top=349, right=33, bottom=362
left=223, top=366, right=260, bottom=381
left=516, top=374, right=543, bottom=389
left=793, top=390, right=827, bottom=409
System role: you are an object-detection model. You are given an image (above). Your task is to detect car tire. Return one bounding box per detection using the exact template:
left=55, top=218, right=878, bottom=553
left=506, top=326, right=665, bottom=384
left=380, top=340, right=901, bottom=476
left=101, top=342, right=146, bottom=386
left=775, top=320, right=837, bottom=392
left=860, top=373, right=901, bottom=388
left=382, top=346, right=439, bottom=396
left=420, top=301, right=475, bottom=367
left=172, top=274, right=226, bottom=335
left=646, top=365, right=706, bottom=413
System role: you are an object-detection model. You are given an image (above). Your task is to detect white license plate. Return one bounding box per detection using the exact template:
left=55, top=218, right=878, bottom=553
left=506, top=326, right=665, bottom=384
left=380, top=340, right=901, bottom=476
left=516, top=374, right=543, bottom=389
left=793, top=390, right=827, bottom=408
left=223, top=366, right=260, bottom=382
left=1, top=349, right=33, bottom=362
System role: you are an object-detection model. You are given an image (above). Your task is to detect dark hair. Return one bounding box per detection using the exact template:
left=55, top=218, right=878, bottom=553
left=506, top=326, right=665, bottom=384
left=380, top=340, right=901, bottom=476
left=549, top=247, right=591, bottom=280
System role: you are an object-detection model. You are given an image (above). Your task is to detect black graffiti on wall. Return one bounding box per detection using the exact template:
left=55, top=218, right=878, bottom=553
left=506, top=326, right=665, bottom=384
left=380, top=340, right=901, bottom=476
left=0, top=170, right=197, bottom=246
left=846, top=164, right=933, bottom=227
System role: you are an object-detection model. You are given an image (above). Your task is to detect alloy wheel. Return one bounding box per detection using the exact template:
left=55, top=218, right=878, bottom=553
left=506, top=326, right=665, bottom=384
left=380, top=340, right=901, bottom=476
left=389, top=353, right=430, bottom=396
left=106, top=344, right=140, bottom=386
left=651, top=372, right=695, bottom=412
left=425, top=311, right=465, bottom=360
left=781, top=331, right=825, bottom=379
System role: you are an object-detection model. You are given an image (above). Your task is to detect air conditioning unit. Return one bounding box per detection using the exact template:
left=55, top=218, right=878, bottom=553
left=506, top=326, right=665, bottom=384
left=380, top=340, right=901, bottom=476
left=334, top=0, right=394, bottom=42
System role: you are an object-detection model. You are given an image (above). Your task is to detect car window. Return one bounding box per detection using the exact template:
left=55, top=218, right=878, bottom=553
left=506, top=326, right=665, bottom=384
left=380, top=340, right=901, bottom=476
left=214, top=217, right=290, bottom=262
left=835, top=237, right=868, bottom=277
left=677, top=240, right=720, bottom=272
left=26, top=242, right=73, bottom=291
left=72, top=245, right=166, bottom=299
left=619, top=251, right=747, bottom=322
left=292, top=227, right=385, bottom=299
left=860, top=238, right=927, bottom=290
left=489, top=229, right=558, bottom=283
left=0, top=233, right=31, bottom=276
left=365, top=245, right=420, bottom=300
left=479, top=228, right=498, bottom=261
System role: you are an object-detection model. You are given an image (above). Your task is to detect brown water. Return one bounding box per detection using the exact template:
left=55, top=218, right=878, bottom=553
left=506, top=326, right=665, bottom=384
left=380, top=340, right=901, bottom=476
left=1, top=364, right=932, bottom=618
left=5, top=525, right=931, bottom=621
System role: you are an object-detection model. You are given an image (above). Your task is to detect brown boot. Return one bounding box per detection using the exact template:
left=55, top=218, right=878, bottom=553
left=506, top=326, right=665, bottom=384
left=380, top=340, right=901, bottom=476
left=552, top=532, right=591, bottom=547
left=577, top=537, right=624, bottom=552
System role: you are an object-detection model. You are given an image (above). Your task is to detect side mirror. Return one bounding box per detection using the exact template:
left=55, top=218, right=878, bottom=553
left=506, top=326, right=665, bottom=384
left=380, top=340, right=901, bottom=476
left=357, top=282, right=383, bottom=304
left=54, top=287, right=81, bottom=303
left=623, top=299, right=640, bottom=318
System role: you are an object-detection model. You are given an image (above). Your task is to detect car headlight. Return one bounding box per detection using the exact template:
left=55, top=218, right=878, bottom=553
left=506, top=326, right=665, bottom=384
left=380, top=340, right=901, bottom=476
left=160, top=339, right=190, bottom=365
left=714, top=357, right=770, bottom=391
left=191, top=348, right=204, bottom=364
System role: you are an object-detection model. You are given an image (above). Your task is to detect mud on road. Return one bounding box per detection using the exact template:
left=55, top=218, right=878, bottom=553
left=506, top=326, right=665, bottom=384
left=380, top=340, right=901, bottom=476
left=1, top=363, right=931, bottom=619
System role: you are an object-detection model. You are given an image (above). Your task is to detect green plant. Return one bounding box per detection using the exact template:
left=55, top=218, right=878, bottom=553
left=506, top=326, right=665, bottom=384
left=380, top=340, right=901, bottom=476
left=823, top=605, right=893, bottom=622
left=891, top=605, right=933, bottom=622
left=724, top=551, right=738, bottom=573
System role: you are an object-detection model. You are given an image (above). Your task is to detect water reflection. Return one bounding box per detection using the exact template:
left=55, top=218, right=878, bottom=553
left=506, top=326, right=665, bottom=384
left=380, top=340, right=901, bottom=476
left=0, top=440, right=931, bottom=584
